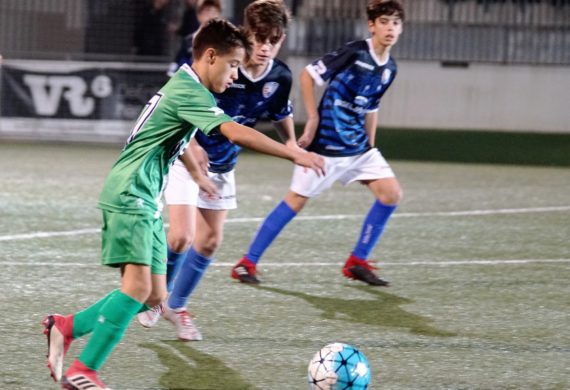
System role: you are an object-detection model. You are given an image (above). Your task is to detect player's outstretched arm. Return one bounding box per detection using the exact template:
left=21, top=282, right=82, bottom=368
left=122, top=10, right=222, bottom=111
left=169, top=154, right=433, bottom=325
left=219, top=121, right=325, bottom=176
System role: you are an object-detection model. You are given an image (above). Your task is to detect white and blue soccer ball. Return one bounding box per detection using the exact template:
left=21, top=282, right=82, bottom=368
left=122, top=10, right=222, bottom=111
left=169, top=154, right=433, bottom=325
left=307, top=343, right=371, bottom=390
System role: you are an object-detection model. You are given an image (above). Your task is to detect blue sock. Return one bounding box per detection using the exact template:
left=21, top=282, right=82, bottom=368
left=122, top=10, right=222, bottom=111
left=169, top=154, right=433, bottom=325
left=168, top=247, right=212, bottom=309
left=166, top=247, right=189, bottom=292
left=352, top=200, right=397, bottom=260
left=246, top=200, right=297, bottom=264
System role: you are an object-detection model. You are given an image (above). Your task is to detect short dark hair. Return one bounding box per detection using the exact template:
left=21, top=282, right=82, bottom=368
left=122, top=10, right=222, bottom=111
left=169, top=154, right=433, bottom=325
left=367, top=0, right=405, bottom=22
left=197, top=0, right=221, bottom=14
left=244, top=0, right=291, bottom=44
left=192, top=18, right=251, bottom=59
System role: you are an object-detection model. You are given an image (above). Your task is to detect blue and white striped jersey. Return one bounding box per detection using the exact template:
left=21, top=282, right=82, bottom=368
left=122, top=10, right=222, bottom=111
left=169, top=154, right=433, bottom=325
left=195, top=58, right=293, bottom=173
left=305, top=38, right=397, bottom=157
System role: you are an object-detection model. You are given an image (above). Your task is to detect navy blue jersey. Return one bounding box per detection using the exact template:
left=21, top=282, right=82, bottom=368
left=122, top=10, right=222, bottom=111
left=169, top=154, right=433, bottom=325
left=173, top=33, right=194, bottom=70
left=195, top=58, right=293, bottom=173
left=305, top=39, right=397, bottom=157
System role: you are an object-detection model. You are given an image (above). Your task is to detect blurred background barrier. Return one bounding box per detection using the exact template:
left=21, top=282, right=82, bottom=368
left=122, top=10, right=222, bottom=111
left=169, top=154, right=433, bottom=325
left=1, top=0, right=568, bottom=65
left=0, top=60, right=168, bottom=142
left=288, top=0, right=570, bottom=65
left=0, top=0, right=569, bottom=144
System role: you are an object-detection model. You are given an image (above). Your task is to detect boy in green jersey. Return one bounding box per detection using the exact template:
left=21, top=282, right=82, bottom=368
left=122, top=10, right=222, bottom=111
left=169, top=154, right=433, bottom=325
left=42, top=19, right=324, bottom=390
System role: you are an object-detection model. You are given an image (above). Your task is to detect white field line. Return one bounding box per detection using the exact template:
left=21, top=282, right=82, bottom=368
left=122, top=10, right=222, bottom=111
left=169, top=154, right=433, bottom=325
left=230, top=205, right=570, bottom=223
left=1, top=259, right=569, bottom=268
left=1, top=205, right=569, bottom=242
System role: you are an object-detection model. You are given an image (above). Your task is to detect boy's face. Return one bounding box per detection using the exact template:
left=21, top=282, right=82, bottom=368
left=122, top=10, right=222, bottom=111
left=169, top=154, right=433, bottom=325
left=368, top=14, right=403, bottom=48
left=207, top=47, right=245, bottom=93
left=248, top=31, right=285, bottom=67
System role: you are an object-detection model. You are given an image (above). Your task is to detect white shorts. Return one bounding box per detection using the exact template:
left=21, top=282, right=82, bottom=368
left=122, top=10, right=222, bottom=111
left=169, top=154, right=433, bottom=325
left=290, top=148, right=395, bottom=198
left=164, top=159, right=237, bottom=210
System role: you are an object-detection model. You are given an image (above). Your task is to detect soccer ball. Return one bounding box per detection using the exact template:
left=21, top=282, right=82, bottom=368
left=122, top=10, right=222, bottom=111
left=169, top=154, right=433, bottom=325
left=307, top=343, right=371, bottom=389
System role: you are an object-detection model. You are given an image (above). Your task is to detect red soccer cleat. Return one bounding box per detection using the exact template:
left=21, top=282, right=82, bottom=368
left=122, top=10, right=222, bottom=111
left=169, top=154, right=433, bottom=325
left=231, top=256, right=260, bottom=284
left=342, top=254, right=390, bottom=286
left=61, top=360, right=111, bottom=390
left=43, top=314, right=75, bottom=382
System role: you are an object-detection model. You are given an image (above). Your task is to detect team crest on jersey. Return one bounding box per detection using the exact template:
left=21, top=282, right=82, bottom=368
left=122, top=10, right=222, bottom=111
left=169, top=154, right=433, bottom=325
left=262, top=82, right=279, bottom=98
left=381, top=69, right=392, bottom=84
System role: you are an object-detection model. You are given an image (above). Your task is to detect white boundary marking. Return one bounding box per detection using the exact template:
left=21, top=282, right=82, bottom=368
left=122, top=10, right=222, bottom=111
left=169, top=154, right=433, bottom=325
left=1, top=259, right=569, bottom=268
left=1, top=206, right=569, bottom=242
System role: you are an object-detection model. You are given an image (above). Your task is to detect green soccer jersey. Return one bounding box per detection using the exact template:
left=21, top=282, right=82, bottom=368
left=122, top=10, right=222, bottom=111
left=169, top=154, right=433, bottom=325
left=98, top=64, right=232, bottom=217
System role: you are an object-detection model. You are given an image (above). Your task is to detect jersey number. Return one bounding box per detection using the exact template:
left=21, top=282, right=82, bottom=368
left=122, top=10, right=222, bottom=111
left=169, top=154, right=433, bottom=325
left=125, top=92, right=164, bottom=145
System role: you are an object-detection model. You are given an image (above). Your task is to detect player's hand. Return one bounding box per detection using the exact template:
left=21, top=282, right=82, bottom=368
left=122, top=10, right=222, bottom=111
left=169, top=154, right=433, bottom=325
left=293, top=150, right=325, bottom=177
left=285, top=139, right=305, bottom=153
left=297, top=115, right=319, bottom=149
left=195, top=175, right=219, bottom=200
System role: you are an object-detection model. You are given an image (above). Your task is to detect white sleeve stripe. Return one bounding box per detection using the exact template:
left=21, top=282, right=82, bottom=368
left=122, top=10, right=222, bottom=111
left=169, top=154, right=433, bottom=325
left=305, top=64, right=325, bottom=86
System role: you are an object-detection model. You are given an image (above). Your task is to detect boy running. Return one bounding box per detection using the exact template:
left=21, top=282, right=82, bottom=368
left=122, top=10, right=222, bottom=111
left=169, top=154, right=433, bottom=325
left=42, top=18, right=324, bottom=390
left=232, top=0, right=405, bottom=286
left=137, top=0, right=298, bottom=341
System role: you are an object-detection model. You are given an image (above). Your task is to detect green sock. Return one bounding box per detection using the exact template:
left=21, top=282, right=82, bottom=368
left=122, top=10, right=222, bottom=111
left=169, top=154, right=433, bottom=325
left=72, top=290, right=151, bottom=339
left=78, top=290, right=143, bottom=370
left=73, top=290, right=118, bottom=339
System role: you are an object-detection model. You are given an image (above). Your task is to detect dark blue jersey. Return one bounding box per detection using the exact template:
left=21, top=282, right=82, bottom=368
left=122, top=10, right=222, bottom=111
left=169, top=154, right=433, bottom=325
left=173, top=33, right=194, bottom=71
left=195, top=58, right=293, bottom=173
left=305, top=39, right=397, bottom=157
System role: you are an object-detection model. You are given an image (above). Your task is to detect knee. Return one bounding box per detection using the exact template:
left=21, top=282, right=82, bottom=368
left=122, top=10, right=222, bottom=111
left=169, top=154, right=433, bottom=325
left=379, top=187, right=403, bottom=206
left=284, top=191, right=308, bottom=213
left=168, top=231, right=194, bottom=253
left=125, top=279, right=153, bottom=303
left=195, top=232, right=222, bottom=257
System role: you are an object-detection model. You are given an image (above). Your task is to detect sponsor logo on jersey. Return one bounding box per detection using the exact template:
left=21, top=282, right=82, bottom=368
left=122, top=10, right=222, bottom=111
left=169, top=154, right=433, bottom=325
left=208, top=107, right=225, bottom=116
left=355, top=60, right=374, bottom=71
left=262, top=82, right=279, bottom=99
left=381, top=69, right=392, bottom=84
left=325, top=145, right=346, bottom=151
left=230, top=83, right=246, bottom=89
left=334, top=99, right=368, bottom=114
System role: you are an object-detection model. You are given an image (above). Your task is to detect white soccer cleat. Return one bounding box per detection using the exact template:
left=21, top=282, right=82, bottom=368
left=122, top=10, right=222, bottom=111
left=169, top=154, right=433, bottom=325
left=136, top=303, right=164, bottom=328
left=163, top=307, right=203, bottom=341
